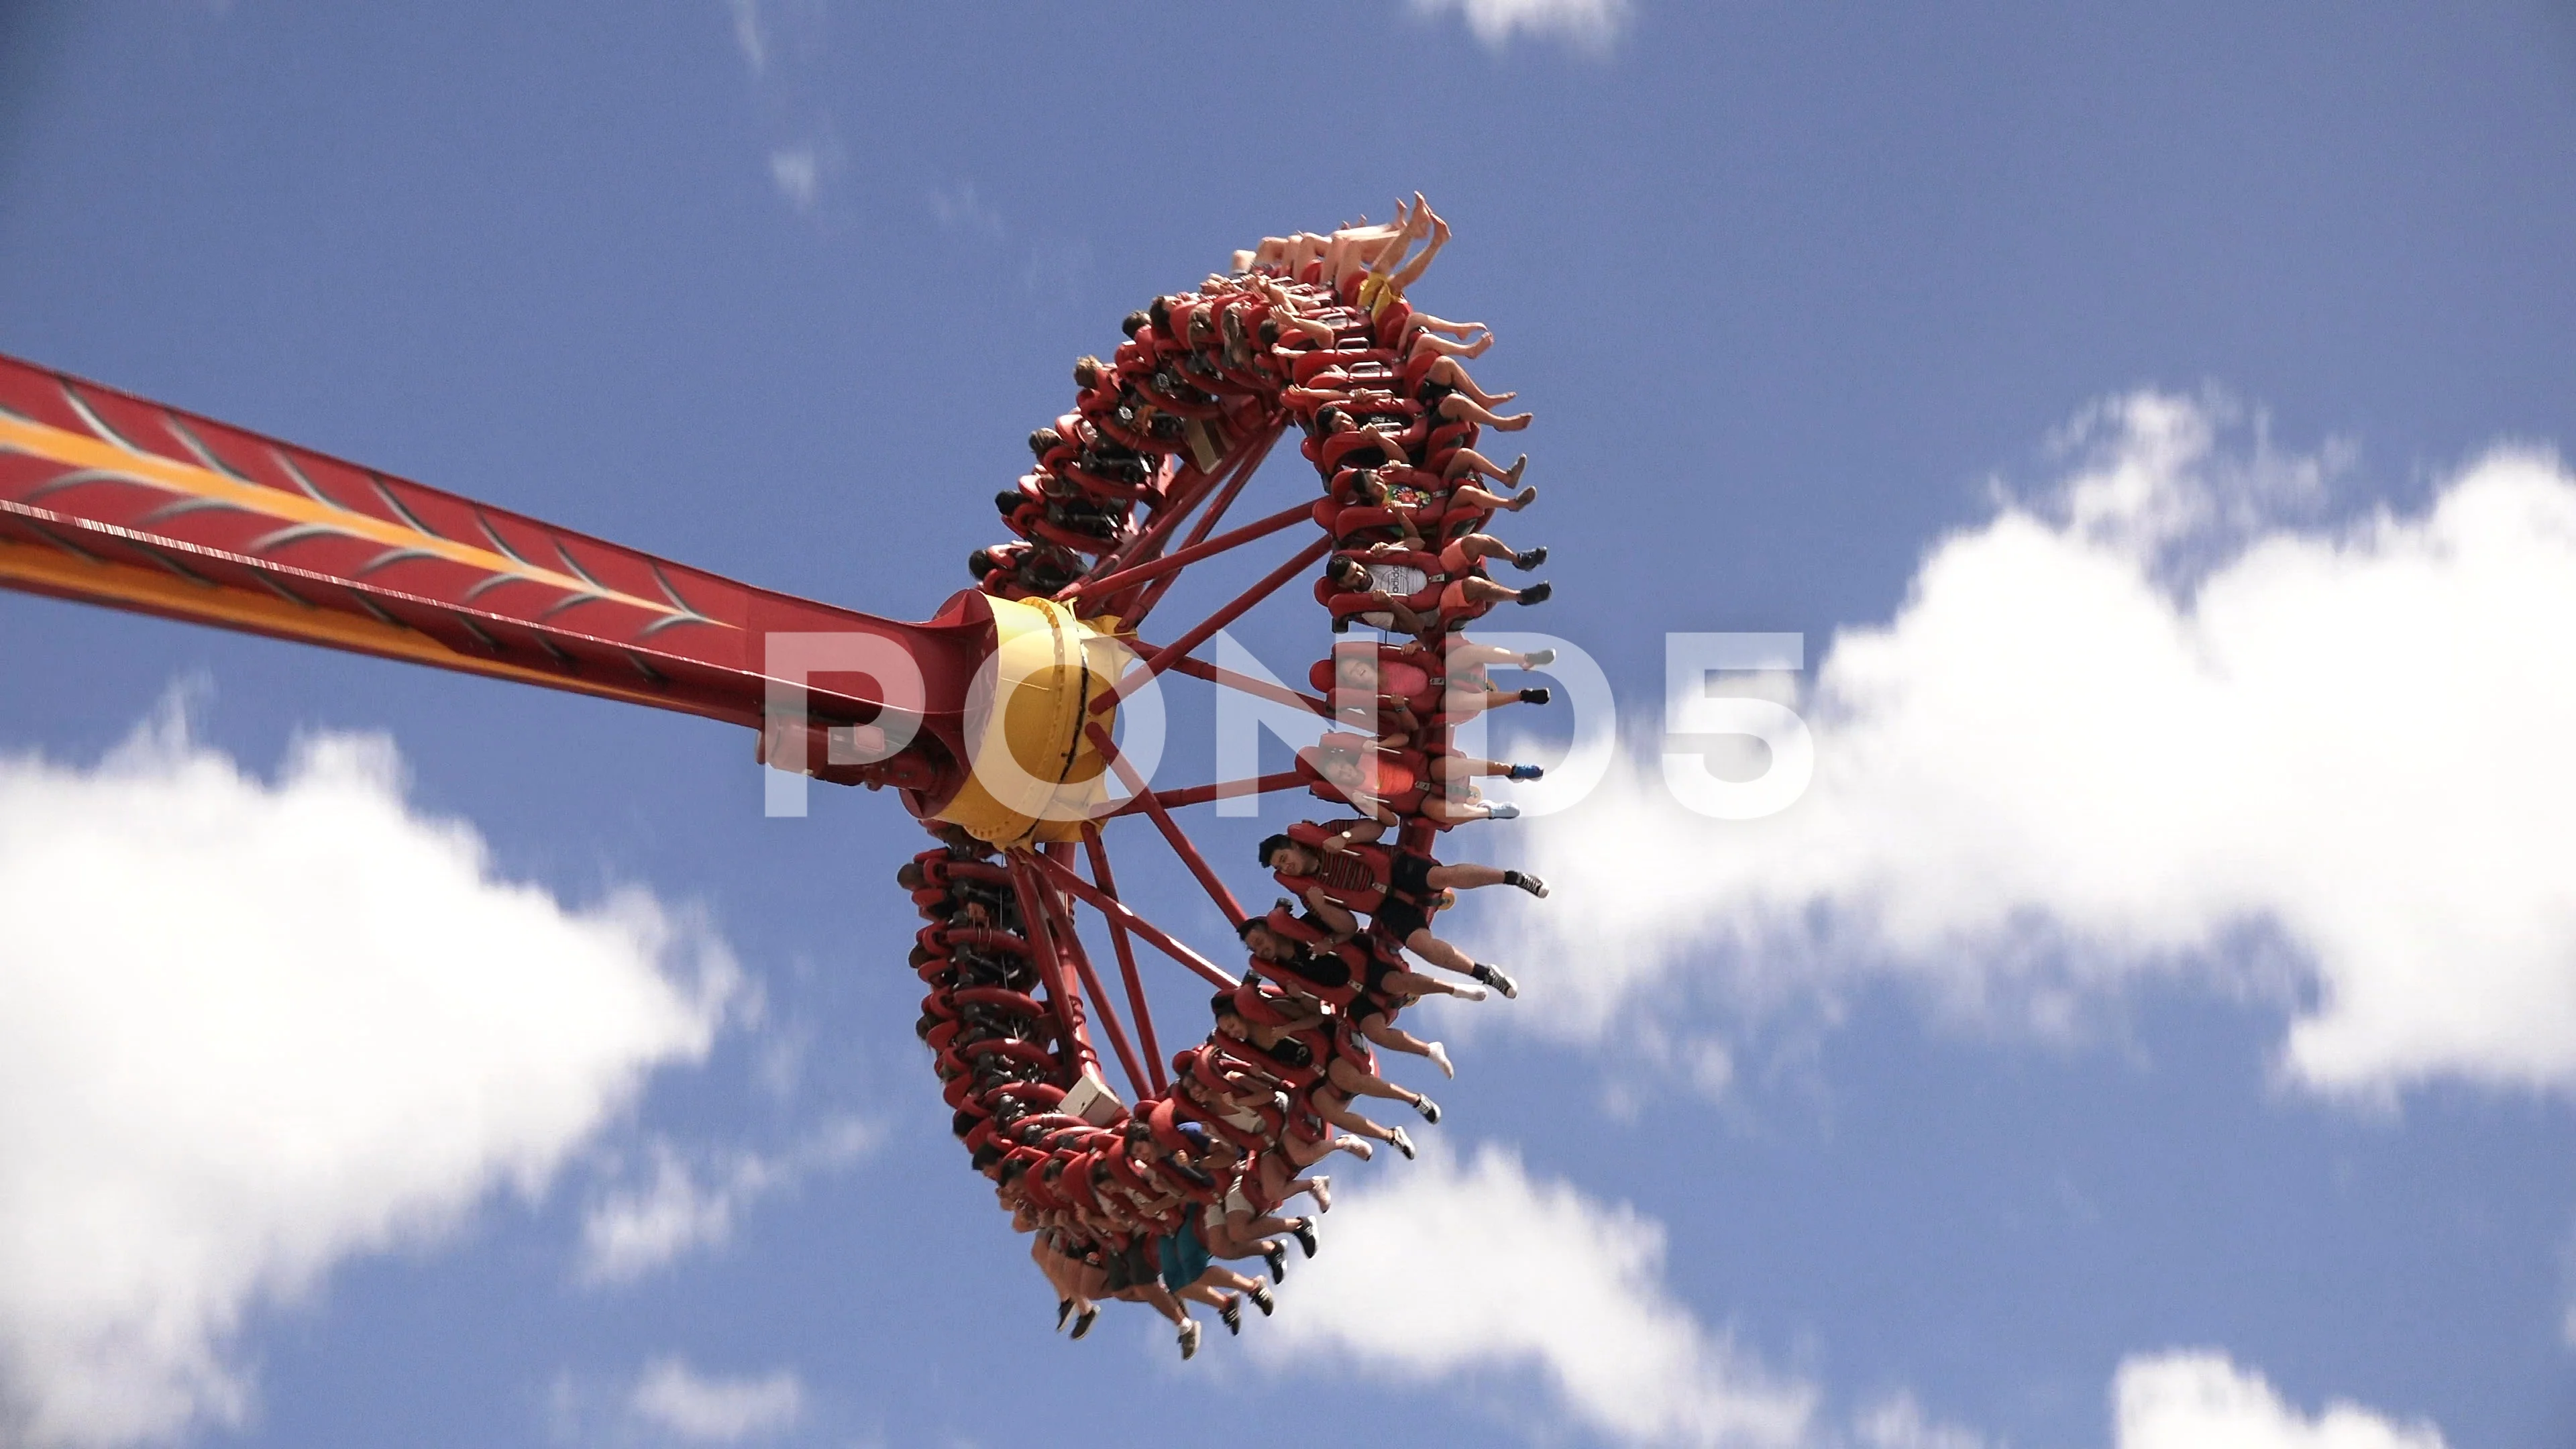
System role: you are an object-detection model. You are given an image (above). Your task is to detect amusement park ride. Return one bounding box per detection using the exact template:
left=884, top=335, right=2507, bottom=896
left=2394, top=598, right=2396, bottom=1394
left=0, top=214, right=1551, bottom=1346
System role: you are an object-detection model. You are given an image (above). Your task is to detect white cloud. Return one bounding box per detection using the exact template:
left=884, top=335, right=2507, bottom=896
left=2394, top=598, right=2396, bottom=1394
left=726, top=0, right=767, bottom=75
left=579, top=1117, right=874, bottom=1284
left=929, top=180, right=1003, bottom=239
left=1411, top=0, right=1631, bottom=51
left=629, top=1358, right=803, bottom=1443
left=0, top=702, right=733, bottom=1447
left=1255, top=1140, right=1816, bottom=1447
left=1492, top=394, right=2576, bottom=1099
left=768, top=147, right=820, bottom=211
left=2114, top=1351, right=2445, bottom=1448
left=1853, top=1391, right=1989, bottom=1449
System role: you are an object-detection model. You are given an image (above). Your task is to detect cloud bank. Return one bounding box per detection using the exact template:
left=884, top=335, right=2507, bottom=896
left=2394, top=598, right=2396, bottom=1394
left=628, top=1358, right=804, bottom=1443
left=1256, top=1140, right=1816, bottom=1447
left=1495, top=394, right=2576, bottom=1099
left=2114, top=1351, right=2445, bottom=1448
left=0, top=706, right=733, bottom=1446
left=1411, top=0, right=1631, bottom=51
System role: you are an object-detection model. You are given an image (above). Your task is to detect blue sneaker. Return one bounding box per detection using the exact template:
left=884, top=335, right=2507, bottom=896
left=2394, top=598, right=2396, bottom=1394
left=1507, top=763, right=1545, bottom=781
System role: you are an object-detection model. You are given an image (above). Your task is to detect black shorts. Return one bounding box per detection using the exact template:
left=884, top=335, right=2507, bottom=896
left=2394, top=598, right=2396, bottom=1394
left=1389, top=852, right=1435, bottom=899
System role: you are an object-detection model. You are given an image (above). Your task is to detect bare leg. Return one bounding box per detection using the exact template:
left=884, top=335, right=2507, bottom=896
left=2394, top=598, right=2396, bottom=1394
left=1438, top=393, right=1535, bottom=431
left=1329, top=1055, right=1426, bottom=1107
left=1403, top=927, right=1479, bottom=976
left=1442, top=448, right=1527, bottom=486
left=1421, top=355, right=1515, bottom=407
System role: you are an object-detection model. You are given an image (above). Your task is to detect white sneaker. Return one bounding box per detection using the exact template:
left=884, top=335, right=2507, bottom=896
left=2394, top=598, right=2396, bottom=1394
left=1178, top=1320, right=1203, bottom=1360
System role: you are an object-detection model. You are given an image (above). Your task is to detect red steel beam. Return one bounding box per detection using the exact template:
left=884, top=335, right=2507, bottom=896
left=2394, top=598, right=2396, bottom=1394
left=1124, top=421, right=1285, bottom=625
left=1033, top=849, right=1238, bottom=991
left=1003, top=853, right=1099, bottom=1079
left=1086, top=721, right=1248, bottom=926
left=1057, top=497, right=1314, bottom=604
left=1079, top=823, right=1167, bottom=1094
left=1091, top=533, right=1333, bottom=714
left=1112, top=769, right=1309, bottom=814
left=1041, top=842, right=1150, bottom=1102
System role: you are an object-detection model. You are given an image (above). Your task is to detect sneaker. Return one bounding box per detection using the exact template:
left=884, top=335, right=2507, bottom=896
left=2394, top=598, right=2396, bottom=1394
left=1521, top=647, right=1556, bottom=667
left=1220, top=1298, right=1243, bottom=1336
left=1414, top=1095, right=1442, bottom=1124
left=1510, top=871, right=1550, bottom=899
left=1389, top=1126, right=1417, bottom=1161
left=1473, top=963, right=1521, bottom=999
left=1515, top=581, right=1552, bottom=605
left=1518, top=687, right=1552, bottom=705
left=1428, top=1041, right=1456, bottom=1078
left=1450, top=983, right=1488, bottom=1002
left=1070, top=1306, right=1098, bottom=1340
left=1293, top=1218, right=1320, bottom=1258
left=1507, top=762, right=1546, bottom=781
left=1252, top=1283, right=1277, bottom=1317
left=1179, top=1320, right=1202, bottom=1359
left=1263, top=1240, right=1289, bottom=1283
left=1511, top=546, right=1547, bottom=571
left=1488, top=802, right=1521, bottom=820
left=1055, top=1297, right=1074, bottom=1332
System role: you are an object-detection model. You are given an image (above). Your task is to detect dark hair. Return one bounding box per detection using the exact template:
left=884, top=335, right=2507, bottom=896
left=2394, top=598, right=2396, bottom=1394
left=896, top=861, right=925, bottom=890
left=1235, top=916, right=1263, bottom=941
left=967, top=549, right=995, bottom=578
left=1315, top=405, right=1347, bottom=433
left=1147, top=297, right=1172, bottom=333
left=951, top=1108, right=979, bottom=1139
left=1210, top=989, right=1238, bottom=1018
left=996, top=490, right=1025, bottom=517
left=1073, top=356, right=1103, bottom=388
left=1027, top=427, right=1061, bottom=458
left=1122, top=310, right=1150, bottom=337
left=1258, top=319, right=1280, bottom=345
left=970, top=1144, right=1002, bottom=1174
left=998, top=1157, right=1030, bottom=1187
left=908, top=944, right=934, bottom=969
left=1257, top=833, right=1293, bottom=868
left=1327, top=555, right=1367, bottom=588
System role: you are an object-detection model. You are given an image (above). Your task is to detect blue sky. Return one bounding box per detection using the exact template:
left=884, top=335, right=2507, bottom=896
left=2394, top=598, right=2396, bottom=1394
left=3, top=3, right=2575, bottom=1446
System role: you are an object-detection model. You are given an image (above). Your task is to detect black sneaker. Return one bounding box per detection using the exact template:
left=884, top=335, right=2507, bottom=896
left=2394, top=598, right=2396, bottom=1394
left=1293, top=1218, right=1320, bottom=1258
left=1473, top=963, right=1521, bottom=999
left=1515, top=581, right=1552, bottom=605
left=1070, top=1307, right=1098, bottom=1340
left=1179, top=1320, right=1203, bottom=1359
left=1055, top=1297, right=1074, bottom=1332
left=1389, top=1126, right=1417, bottom=1161
left=1512, top=546, right=1547, bottom=571
left=1518, top=686, right=1552, bottom=705
left=1510, top=871, right=1550, bottom=899
left=1263, top=1241, right=1289, bottom=1283
left=1252, top=1283, right=1277, bottom=1317
left=1220, top=1298, right=1243, bottom=1336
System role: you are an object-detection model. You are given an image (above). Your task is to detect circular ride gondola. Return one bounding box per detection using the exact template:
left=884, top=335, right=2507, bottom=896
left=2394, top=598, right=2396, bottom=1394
left=0, top=209, right=1554, bottom=1354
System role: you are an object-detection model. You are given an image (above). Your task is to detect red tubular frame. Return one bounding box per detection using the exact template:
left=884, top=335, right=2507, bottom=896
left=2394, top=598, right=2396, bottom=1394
left=1002, top=853, right=1099, bottom=1079
left=1157, top=653, right=1327, bottom=715
left=1033, top=849, right=1238, bottom=991
left=1093, top=533, right=1334, bottom=714
left=1111, top=769, right=1309, bottom=814
left=1057, top=497, right=1316, bottom=604
left=1077, top=824, right=1167, bottom=1094
left=1038, top=843, right=1150, bottom=1103
left=1124, top=421, right=1286, bottom=625
left=1086, top=721, right=1248, bottom=926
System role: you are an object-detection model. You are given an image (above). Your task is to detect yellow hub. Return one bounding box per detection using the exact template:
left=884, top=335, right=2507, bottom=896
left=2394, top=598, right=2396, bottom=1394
left=934, top=594, right=1136, bottom=848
